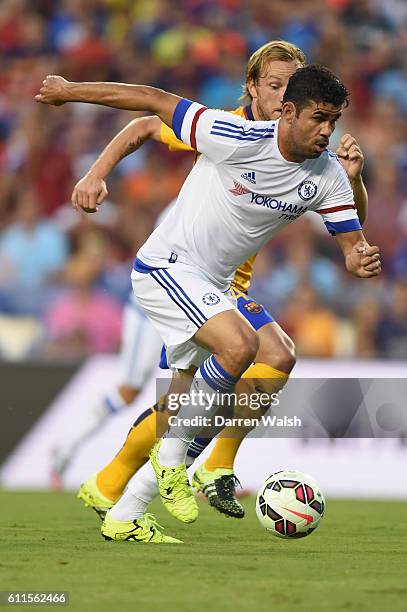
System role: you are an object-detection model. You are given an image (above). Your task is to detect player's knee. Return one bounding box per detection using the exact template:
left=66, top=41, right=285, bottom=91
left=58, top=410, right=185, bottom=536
left=275, top=339, right=296, bottom=373
left=260, top=336, right=296, bottom=374
left=222, top=328, right=259, bottom=373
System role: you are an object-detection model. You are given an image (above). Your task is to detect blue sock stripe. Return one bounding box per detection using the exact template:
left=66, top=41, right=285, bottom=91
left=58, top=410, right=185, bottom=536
left=205, top=357, right=236, bottom=391
left=203, top=358, right=226, bottom=387
left=200, top=363, right=224, bottom=391
left=200, top=360, right=230, bottom=392
left=204, top=360, right=230, bottom=390
left=155, top=269, right=206, bottom=326
left=200, top=360, right=234, bottom=393
left=186, top=447, right=202, bottom=459
left=209, top=355, right=238, bottom=383
left=162, top=269, right=208, bottom=323
left=151, top=271, right=202, bottom=328
left=206, top=366, right=233, bottom=393
left=191, top=437, right=211, bottom=451
left=187, top=438, right=211, bottom=458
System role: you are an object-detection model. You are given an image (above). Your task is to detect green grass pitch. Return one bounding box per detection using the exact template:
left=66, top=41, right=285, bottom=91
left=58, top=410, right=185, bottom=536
left=1, top=492, right=406, bottom=612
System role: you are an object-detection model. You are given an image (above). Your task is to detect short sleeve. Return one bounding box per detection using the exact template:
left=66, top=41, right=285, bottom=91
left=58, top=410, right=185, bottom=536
left=315, top=158, right=362, bottom=236
left=172, top=98, right=275, bottom=164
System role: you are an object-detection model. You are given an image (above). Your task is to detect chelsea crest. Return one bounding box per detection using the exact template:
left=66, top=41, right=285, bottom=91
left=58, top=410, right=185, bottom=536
left=298, top=180, right=317, bottom=201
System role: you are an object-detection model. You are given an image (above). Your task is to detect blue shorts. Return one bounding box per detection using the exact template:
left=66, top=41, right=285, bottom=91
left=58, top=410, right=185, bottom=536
left=159, top=288, right=274, bottom=369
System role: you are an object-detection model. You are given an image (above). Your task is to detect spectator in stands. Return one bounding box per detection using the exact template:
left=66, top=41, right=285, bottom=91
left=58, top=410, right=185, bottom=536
left=0, top=187, right=68, bottom=314
left=0, top=0, right=405, bottom=360
left=43, top=253, right=122, bottom=359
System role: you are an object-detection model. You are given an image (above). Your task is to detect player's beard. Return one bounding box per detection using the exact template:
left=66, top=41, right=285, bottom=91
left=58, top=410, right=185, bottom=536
left=256, top=101, right=271, bottom=122
left=253, top=96, right=276, bottom=122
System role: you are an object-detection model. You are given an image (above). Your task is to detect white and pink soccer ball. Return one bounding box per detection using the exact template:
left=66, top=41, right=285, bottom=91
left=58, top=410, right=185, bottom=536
left=256, top=469, right=325, bottom=539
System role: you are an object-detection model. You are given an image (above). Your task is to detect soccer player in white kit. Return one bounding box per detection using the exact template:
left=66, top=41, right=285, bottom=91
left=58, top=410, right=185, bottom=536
left=37, top=65, right=381, bottom=543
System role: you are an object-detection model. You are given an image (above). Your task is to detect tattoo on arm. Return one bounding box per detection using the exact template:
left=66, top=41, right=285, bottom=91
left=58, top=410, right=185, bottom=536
left=118, top=135, right=148, bottom=161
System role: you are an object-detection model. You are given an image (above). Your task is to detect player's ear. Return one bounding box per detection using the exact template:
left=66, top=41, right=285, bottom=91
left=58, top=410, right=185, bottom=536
left=282, top=101, right=296, bottom=124
left=247, top=79, right=257, bottom=100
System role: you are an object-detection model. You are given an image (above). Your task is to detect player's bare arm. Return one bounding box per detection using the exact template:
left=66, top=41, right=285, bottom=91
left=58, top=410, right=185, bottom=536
left=72, top=116, right=162, bottom=213
left=336, top=133, right=368, bottom=224
left=35, top=75, right=180, bottom=128
left=335, top=230, right=381, bottom=278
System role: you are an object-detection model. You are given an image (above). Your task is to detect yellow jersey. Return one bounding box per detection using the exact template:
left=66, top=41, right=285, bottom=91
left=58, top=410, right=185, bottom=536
left=159, top=105, right=257, bottom=294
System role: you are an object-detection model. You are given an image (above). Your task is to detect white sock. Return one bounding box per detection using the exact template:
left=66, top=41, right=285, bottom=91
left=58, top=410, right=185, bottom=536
left=157, top=435, right=191, bottom=467
left=158, top=355, right=237, bottom=467
left=109, top=462, right=157, bottom=521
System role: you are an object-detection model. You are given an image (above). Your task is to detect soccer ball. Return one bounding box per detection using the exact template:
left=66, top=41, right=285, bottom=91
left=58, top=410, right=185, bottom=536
left=256, top=469, right=325, bottom=539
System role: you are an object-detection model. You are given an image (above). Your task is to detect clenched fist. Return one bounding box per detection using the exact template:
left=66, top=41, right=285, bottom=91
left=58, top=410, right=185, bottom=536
left=345, top=241, right=381, bottom=278
left=336, top=133, right=364, bottom=182
left=35, top=75, right=71, bottom=106
left=72, top=173, right=108, bottom=214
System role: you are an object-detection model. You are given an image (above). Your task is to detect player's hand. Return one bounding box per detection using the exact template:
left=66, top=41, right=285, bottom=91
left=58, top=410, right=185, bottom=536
left=336, top=134, right=364, bottom=182
left=345, top=241, right=381, bottom=278
left=35, top=75, right=71, bottom=106
left=72, top=173, right=108, bottom=214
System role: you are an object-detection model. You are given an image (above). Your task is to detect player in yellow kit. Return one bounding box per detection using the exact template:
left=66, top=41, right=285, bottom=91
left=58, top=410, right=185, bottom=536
left=72, top=41, right=368, bottom=523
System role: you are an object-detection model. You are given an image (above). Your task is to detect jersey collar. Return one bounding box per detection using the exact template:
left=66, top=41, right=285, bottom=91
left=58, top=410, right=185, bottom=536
left=243, top=105, right=255, bottom=120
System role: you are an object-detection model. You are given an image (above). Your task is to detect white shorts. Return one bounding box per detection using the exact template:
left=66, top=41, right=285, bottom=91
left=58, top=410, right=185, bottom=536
left=131, top=260, right=236, bottom=370
left=120, top=293, right=163, bottom=388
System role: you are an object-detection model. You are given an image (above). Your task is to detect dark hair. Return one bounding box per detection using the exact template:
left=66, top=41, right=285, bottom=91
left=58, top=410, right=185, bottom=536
left=282, top=64, right=350, bottom=114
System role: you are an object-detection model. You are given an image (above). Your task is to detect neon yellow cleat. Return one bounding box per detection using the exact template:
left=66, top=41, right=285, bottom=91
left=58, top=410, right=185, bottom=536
left=101, top=512, right=183, bottom=543
left=77, top=474, right=114, bottom=520
left=192, top=464, right=245, bottom=519
left=149, top=442, right=198, bottom=523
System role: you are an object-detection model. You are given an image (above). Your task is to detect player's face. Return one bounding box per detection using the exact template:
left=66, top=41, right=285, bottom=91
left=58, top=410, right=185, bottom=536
left=247, top=60, right=300, bottom=121
left=287, top=101, right=343, bottom=160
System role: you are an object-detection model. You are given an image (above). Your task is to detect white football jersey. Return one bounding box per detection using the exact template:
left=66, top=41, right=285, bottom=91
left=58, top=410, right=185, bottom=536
left=137, top=99, right=361, bottom=291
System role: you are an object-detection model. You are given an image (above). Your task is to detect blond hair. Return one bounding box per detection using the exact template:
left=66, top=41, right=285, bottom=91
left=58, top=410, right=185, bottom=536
left=241, top=40, right=306, bottom=103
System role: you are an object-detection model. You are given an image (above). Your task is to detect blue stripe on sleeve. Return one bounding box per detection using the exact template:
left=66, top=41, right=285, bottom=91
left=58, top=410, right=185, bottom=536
left=213, top=120, right=274, bottom=134
left=172, top=98, right=194, bottom=140
left=210, top=130, right=274, bottom=142
left=325, top=218, right=362, bottom=236
left=133, top=257, right=160, bottom=273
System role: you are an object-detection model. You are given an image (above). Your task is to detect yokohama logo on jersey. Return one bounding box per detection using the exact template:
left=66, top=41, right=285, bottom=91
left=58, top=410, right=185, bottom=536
left=250, top=194, right=307, bottom=216
left=229, top=180, right=307, bottom=217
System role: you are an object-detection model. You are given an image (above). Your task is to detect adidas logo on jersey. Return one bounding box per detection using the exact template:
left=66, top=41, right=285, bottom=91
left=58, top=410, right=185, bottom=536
left=241, top=171, right=256, bottom=184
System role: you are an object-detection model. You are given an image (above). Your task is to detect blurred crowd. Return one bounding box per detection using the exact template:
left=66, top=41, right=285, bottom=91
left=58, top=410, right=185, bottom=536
left=0, top=0, right=406, bottom=361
